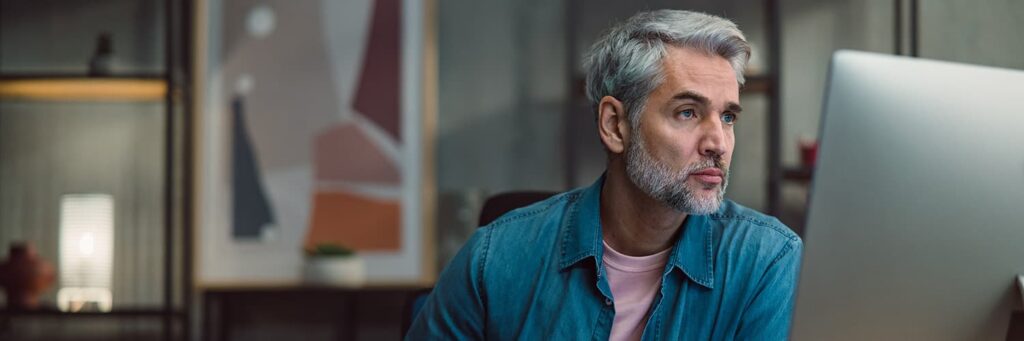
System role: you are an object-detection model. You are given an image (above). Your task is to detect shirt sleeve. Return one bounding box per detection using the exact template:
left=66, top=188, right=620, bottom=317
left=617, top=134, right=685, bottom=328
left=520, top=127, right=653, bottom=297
left=735, top=238, right=803, bottom=340
left=406, top=227, right=491, bottom=340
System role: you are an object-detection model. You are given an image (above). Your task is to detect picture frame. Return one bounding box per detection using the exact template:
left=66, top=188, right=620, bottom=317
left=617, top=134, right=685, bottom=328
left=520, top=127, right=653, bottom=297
left=192, top=0, right=436, bottom=287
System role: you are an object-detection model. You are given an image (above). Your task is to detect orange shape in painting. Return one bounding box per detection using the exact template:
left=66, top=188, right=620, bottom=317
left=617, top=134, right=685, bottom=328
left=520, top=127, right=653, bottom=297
left=315, top=123, right=400, bottom=185
left=306, top=191, right=400, bottom=251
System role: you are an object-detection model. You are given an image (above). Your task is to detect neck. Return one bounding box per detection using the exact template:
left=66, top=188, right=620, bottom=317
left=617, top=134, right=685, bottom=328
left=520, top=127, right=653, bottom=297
left=600, top=160, right=687, bottom=257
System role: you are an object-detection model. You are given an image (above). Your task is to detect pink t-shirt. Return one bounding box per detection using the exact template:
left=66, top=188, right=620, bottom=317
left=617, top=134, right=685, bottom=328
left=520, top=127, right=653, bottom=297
left=602, top=240, right=671, bottom=341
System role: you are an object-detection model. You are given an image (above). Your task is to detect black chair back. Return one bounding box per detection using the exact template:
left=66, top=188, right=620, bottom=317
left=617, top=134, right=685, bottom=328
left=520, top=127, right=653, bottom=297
left=477, top=191, right=557, bottom=227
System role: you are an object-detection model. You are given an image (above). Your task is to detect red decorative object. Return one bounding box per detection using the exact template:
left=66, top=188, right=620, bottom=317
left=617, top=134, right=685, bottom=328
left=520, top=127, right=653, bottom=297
left=799, top=139, right=819, bottom=169
left=0, top=242, right=56, bottom=310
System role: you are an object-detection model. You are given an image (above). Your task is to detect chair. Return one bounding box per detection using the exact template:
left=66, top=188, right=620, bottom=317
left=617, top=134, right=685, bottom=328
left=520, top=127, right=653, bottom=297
left=476, top=191, right=558, bottom=227
left=400, top=191, right=557, bottom=337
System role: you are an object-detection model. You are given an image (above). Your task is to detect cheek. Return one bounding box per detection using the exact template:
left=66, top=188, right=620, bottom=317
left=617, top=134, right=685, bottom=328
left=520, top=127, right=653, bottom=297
left=671, top=137, right=703, bottom=163
left=647, top=135, right=694, bottom=165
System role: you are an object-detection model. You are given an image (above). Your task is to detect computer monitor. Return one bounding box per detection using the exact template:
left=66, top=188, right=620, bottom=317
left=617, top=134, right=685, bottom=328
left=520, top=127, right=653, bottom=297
left=791, top=50, right=1024, bottom=340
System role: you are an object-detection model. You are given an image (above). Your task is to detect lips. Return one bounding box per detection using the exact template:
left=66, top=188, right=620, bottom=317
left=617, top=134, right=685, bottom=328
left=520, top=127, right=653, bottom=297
left=689, top=168, right=724, bottom=184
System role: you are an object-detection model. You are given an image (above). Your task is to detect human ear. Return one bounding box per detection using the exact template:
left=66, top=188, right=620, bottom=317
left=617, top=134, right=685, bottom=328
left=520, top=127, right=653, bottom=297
left=596, top=96, right=629, bottom=154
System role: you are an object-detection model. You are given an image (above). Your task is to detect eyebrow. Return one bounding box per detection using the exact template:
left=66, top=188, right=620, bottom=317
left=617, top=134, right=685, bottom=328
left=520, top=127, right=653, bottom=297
left=670, top=90, right=743, bottom=114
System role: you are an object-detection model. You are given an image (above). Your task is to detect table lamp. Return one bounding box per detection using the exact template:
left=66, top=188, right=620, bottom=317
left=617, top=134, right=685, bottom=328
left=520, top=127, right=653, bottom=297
left=57, top=194, right=114, bottom=312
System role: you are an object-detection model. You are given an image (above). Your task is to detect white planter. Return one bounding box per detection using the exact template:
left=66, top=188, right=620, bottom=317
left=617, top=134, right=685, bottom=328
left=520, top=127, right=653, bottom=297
left=303, top=256, right=366, bottom=286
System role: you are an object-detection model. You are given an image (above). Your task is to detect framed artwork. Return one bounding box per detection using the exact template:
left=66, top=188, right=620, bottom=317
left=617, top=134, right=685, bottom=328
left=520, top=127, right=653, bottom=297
left=193, top=0, right=436, bottom=286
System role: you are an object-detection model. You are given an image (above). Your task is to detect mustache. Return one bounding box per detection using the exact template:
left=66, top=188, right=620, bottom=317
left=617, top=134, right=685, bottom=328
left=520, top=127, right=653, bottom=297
left=682, top=157, right=728, bottom=175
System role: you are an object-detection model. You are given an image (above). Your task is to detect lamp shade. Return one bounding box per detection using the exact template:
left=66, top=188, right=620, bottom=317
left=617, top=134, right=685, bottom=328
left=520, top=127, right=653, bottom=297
left=58, top=194, right=114, bottom=312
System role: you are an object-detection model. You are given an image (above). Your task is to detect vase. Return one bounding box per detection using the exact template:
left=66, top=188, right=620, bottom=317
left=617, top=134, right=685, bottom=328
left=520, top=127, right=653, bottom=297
left=0, top=242, right=56, bottom=310
left=304, top=256, right=366, bottom=286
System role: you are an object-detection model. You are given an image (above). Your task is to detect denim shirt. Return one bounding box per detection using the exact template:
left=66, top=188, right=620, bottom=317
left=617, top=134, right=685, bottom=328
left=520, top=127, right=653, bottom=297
left=408, top=176, right=802, bottom=340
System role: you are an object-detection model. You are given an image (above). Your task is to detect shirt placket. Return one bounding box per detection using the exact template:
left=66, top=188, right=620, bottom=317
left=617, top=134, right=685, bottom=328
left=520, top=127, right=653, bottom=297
left=592, top=261, right=615, bottom=341
left=641, top=266, right=683, bottom=341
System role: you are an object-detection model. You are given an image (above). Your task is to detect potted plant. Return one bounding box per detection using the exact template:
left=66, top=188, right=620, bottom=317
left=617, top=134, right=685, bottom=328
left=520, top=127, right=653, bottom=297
left=303, top=243, right=365, bottom=286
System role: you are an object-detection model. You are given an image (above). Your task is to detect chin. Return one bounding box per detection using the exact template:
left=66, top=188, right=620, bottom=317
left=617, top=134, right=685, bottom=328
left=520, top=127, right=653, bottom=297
left=693, top=188, right=726, bottom=208
left=695, top=193, right=722, bottom=206
left=687, top=179, right=720, bottom=191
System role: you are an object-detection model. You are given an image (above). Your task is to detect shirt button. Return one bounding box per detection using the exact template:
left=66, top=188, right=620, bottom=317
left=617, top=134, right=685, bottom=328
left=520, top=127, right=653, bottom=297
left=604, top=298, right=613, bottom=306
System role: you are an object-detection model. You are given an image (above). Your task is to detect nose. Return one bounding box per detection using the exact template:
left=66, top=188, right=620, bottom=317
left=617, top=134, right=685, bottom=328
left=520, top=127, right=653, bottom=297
left=698, top=116, right=727, bottom=159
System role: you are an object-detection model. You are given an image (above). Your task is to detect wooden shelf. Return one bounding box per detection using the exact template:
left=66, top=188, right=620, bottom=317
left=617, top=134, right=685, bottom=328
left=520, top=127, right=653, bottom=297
left=0, top=73, right=164, bottom=79
left=782, top=166, right=814, bottom=182
left=742, top=74, right=772, bottom=93
left=570, top=73, right=773, bottom=99
left=0, top=78, right=167, bottom=102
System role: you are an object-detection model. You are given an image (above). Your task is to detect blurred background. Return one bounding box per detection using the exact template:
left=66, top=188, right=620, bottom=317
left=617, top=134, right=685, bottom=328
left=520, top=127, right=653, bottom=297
left=0, top=0, right=1021, bottom=340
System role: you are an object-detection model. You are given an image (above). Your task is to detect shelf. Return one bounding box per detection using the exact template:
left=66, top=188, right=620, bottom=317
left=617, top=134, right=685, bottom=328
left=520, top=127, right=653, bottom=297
left=0, top=78, right=167, bottom=102
left=570, top=73, right=773, bottom=99
left=782, top=166, right=813, bottom=182
left=0, top=308, right=183, bottom=318
left=0, top=73, right=165, bottom=80
left=742, top=74, right=772, bottom=93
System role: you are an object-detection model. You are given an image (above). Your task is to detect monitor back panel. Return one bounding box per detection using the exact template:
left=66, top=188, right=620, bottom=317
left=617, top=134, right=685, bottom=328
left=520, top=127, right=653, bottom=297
left=791, top=51, right=1024, bottom=341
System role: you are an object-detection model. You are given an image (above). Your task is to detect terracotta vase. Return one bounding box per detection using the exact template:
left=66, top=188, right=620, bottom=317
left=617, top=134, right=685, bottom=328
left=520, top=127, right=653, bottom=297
left=0, top=242, right=56, bottom=310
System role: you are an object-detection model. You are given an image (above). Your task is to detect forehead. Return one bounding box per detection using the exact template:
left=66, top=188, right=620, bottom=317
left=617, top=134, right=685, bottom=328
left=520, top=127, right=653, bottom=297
left=653, top=46, right=740, bottom=103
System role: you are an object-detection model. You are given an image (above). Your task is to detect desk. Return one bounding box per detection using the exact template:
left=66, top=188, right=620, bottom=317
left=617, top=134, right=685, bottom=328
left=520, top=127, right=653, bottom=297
left=202, top=284, right=428, bottom=341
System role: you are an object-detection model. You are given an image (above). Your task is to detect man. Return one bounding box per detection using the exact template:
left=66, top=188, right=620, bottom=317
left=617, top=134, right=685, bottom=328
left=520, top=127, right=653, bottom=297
left=409, top=10, right=802, bottom=340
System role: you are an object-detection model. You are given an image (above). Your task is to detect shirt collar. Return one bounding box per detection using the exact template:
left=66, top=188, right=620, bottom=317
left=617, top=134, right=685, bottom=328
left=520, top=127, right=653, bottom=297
left=558, top=174, right=715, bottom=289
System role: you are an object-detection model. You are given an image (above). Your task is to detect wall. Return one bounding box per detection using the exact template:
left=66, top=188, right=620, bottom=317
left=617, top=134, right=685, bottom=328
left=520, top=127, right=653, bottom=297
left=434, top=0, right=570, bottom=268
left=0, top=0, right=164, bottom=74
left=780, top=0, right=1024, bottom=168
left=436, top=0, right=567, bottom=194
left=919, top=0, right=1024, bottom=70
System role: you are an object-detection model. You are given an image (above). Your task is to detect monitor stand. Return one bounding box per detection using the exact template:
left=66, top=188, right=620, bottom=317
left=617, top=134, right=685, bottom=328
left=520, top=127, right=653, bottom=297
left=1008, top=311, right=1024, bottom=341
left=1011, top=276, right=1024, bottom=341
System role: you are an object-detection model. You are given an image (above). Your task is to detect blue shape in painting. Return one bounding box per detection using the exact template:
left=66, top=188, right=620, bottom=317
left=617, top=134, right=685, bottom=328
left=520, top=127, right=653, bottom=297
left=231, top=96, right=275, bottom=238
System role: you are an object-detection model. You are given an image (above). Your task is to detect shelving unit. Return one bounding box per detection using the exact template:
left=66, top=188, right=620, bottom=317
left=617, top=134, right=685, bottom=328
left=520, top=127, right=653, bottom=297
left=0, top=77, right=167, bottom=101
left=0, top=0, right=194, bottom=340
left=0, top=83, right=185, bottom=339
left=782, top=166, right=813, bottom=182
left=741, top=74, right=772, bottom=94
left=768, top=0, right=921, bottom=234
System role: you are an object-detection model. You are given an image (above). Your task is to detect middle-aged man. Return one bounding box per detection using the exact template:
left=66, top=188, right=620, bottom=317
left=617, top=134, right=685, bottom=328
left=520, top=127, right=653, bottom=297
left=409, top=9, right=802, bottom=340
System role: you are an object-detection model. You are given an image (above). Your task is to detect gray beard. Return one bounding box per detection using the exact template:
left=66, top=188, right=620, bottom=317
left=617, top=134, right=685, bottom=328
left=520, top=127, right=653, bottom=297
left=624, top=131, right=729, bottom=215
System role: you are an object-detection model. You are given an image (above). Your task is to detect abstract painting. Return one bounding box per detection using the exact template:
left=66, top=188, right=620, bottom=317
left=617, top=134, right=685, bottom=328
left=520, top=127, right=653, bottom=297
left=196, top=0, right=433, bottom=285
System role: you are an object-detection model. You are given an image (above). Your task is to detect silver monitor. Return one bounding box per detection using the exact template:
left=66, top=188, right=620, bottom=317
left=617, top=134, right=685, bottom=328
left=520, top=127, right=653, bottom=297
left=791, top=50, right=1024, bottom=340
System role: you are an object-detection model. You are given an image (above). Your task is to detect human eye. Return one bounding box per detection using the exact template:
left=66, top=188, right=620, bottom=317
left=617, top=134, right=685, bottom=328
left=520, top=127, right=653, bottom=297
left=722, top=112, right=738, bottom=125
left=677, top=108, right=696, bottom=119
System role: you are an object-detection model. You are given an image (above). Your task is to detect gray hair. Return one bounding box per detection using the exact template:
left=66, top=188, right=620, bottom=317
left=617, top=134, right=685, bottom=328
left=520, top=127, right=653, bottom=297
left=583, top=10, right=751, bottom=124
